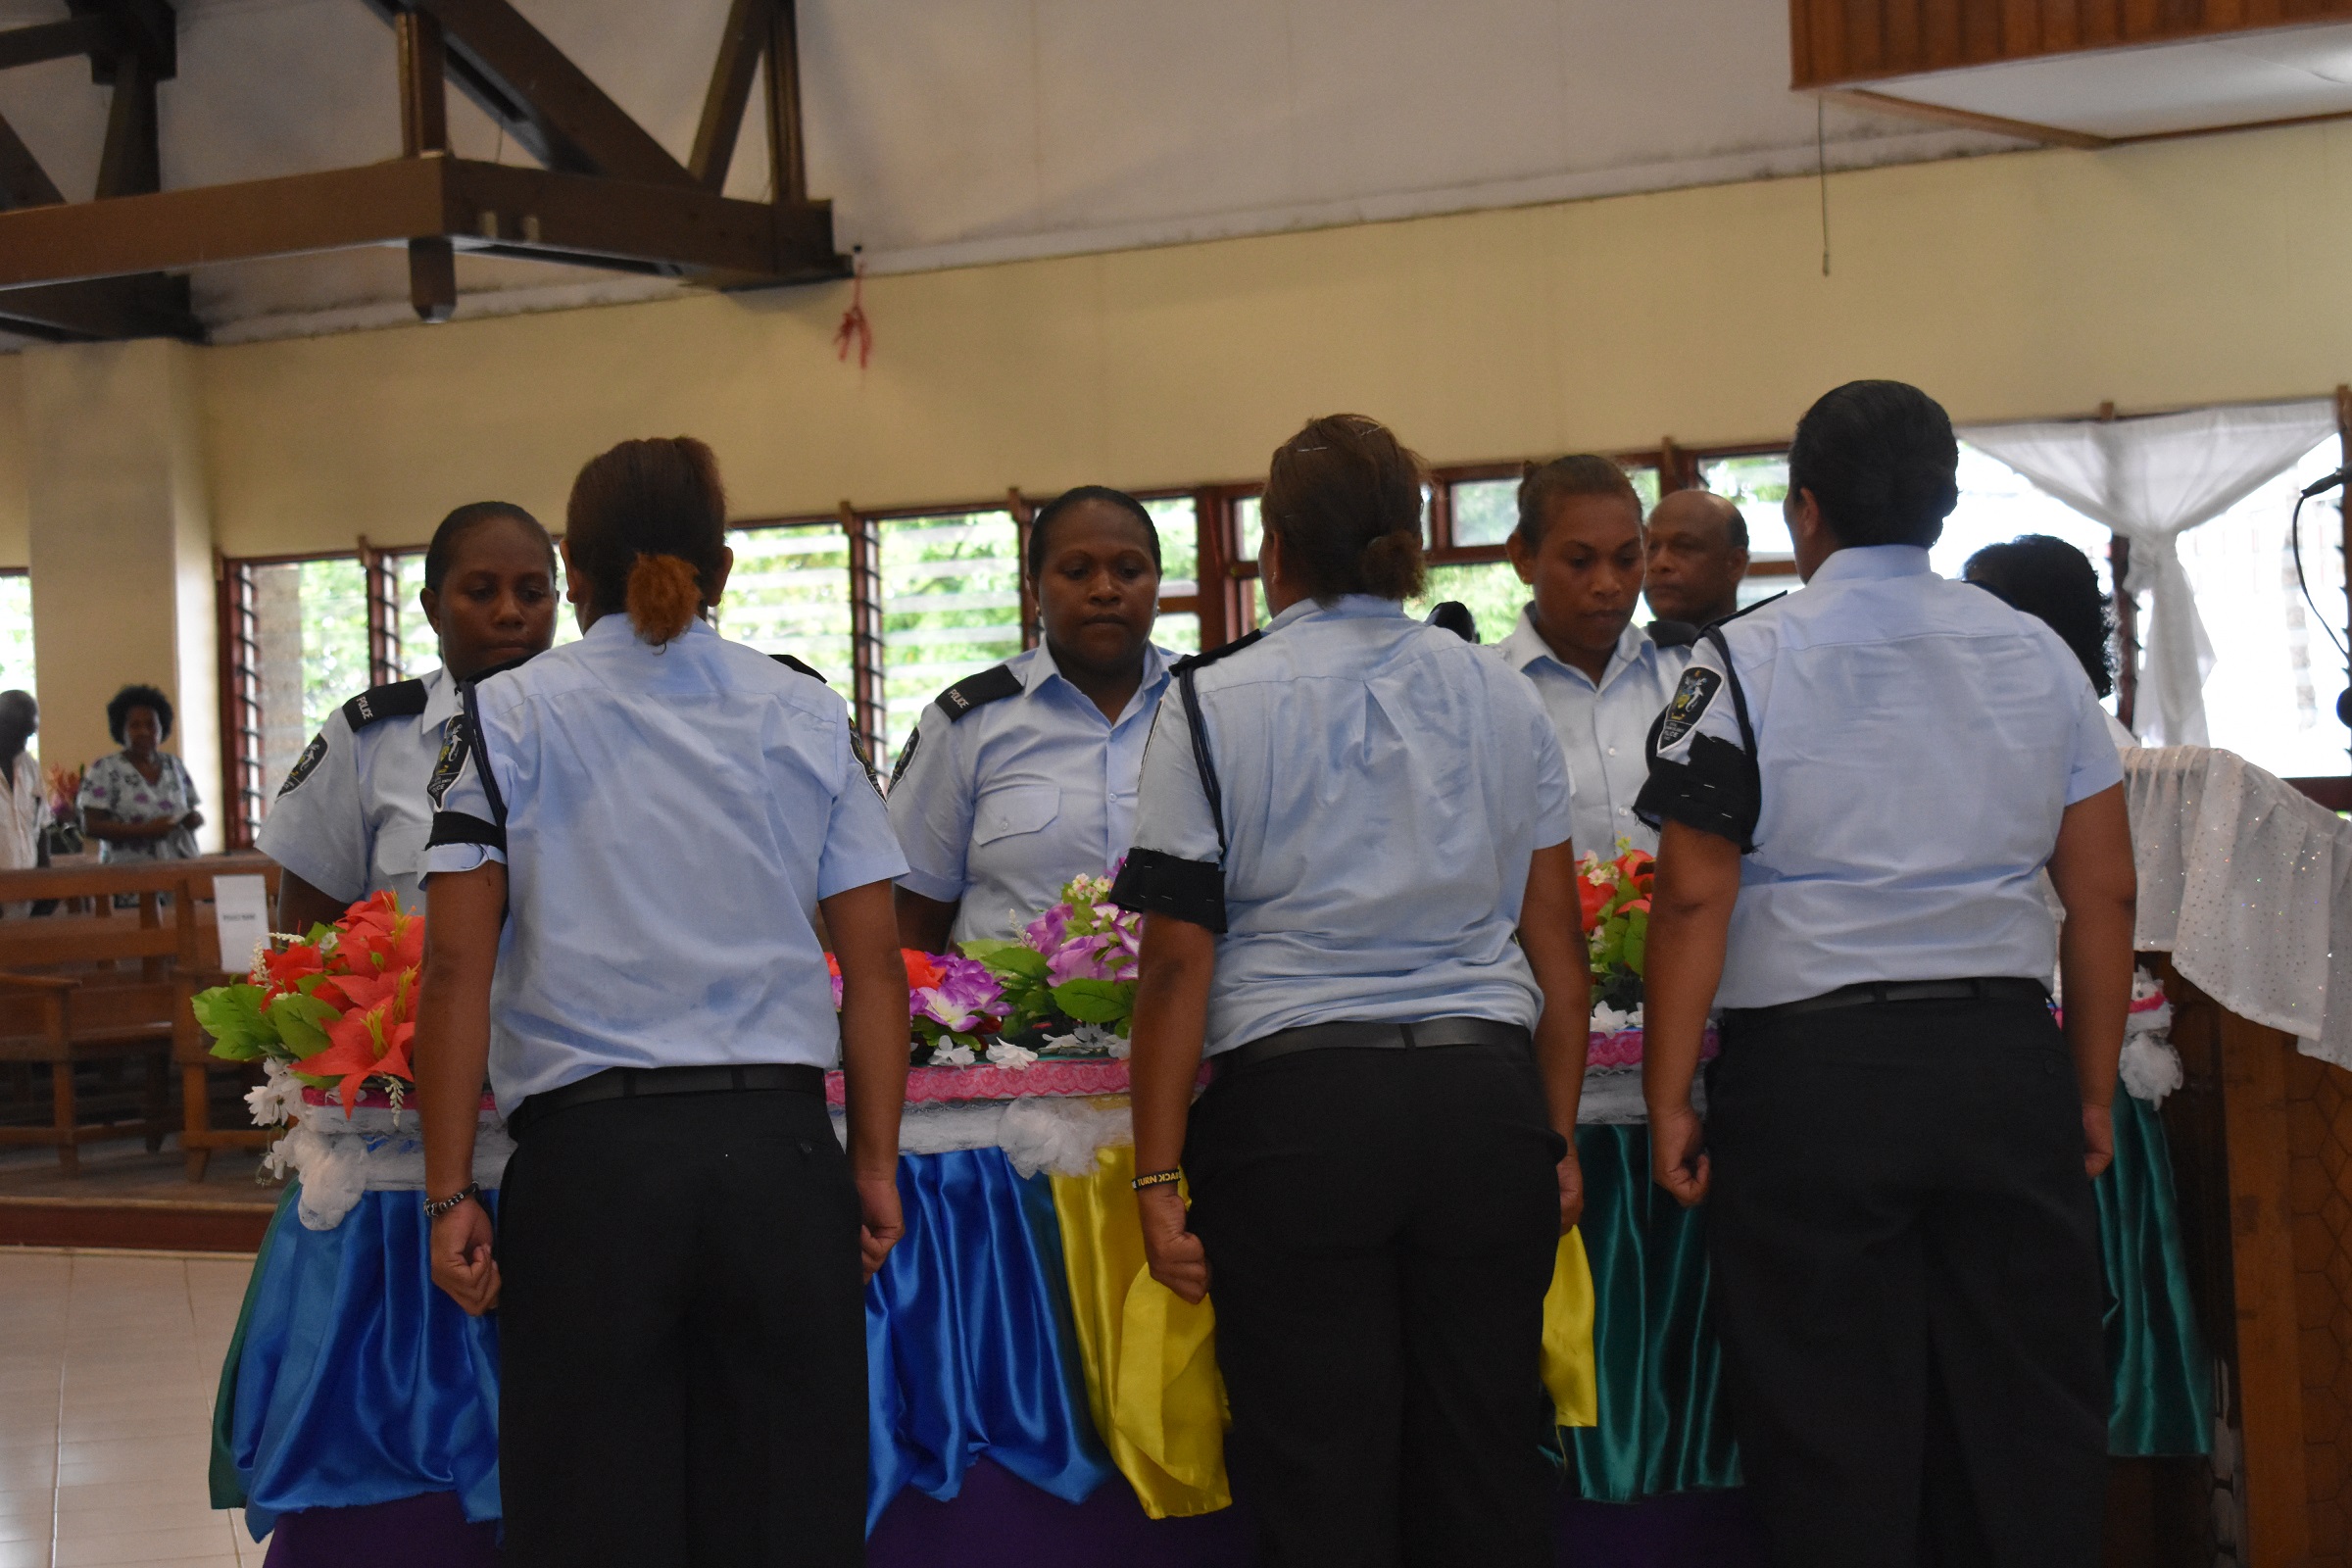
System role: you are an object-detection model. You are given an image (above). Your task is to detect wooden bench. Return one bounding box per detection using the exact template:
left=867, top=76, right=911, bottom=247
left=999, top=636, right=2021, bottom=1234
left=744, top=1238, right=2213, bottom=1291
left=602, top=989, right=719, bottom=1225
left=0, top=857, right=281, bottom=1176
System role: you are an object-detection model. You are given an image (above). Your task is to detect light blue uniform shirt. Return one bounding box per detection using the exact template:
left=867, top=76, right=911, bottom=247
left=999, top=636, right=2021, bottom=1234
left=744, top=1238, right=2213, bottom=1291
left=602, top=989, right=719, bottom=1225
left=1124, top=596, right=1575, bottom=1057
left=1648, top=546, right=2125, bottom=1009
left=1494, top=610, right=1689, bottom=858
left=423, top=616, right=908, bottom=1111
left=889, top=642, right=1173, bottom=945
left=257, top=668, right=459, bottom=912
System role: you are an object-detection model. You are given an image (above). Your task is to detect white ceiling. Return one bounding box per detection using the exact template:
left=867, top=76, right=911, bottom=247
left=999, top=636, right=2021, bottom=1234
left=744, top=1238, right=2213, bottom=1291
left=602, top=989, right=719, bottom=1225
left=0, top=0, right=2020, bottom=344
left=1873, top=20, right=2352, bottom=141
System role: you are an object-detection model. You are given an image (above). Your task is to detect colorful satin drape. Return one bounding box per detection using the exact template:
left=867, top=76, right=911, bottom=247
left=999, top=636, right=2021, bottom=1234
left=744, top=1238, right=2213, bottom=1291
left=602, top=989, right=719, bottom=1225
left=212, top=1188, right=503, bottom=1539
left=2097, top=1091, right=2213, bottom=1454
left=1044, top=1143, right=1598, bottom=1520
left=863, top=1149, right=1117, bottom=1531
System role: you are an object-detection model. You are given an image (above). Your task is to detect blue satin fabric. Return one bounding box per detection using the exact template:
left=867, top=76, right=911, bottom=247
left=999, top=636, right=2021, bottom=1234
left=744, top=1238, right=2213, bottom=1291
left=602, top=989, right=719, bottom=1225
left=218, top=1186, right=503, bottom=1539
left=865, top=1149, right=1118, bottom=1531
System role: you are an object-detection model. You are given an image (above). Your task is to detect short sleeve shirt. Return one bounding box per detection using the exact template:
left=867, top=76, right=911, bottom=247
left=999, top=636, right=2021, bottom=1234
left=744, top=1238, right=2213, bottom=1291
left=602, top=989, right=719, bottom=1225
left=257, top=669, right=460, bottom=913
left=1643, top=545, right=2126, bottom=1008
left=79, top=752, right=199, bottom=863
left=888, top=643, right=1173, bottom=944
left=1120, top=596, right=1574, bottom=1057
left=1493, top=609, right=1689, bottom=858
left=423, top=616, right=909, bottom=1111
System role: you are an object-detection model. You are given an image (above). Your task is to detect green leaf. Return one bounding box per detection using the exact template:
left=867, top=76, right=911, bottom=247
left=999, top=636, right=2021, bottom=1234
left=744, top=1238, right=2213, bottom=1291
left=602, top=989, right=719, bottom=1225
left=192, top=984, right=274, bottom=1061
left=968, top=942, right=1050, bottom=983
left=1622, top=917, right=1646, bottom=977
left=268, top=992, right=341, bottom=1059
left=1051, top=978, right=1135, bottom=1025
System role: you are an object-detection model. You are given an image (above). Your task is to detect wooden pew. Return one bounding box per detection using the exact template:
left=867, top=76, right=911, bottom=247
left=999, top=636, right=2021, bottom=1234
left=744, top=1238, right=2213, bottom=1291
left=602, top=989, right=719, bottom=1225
left=0, top=857, right=283, bottom=1178
left=0, top=862, right=202, bottom=1172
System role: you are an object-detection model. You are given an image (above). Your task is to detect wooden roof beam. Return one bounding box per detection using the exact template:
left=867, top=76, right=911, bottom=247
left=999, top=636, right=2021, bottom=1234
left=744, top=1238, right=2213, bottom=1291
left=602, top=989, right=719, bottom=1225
left=0, top=272, right=200, bottom=343
left=690, top=0, right=767, bottom=190
left=357, top=0, right=694, bottom=187
left=0, top=17, right=115, bottom=74
left=0, top=156, right=840, bottom=291
left=0, top=113, right=65, bottom=210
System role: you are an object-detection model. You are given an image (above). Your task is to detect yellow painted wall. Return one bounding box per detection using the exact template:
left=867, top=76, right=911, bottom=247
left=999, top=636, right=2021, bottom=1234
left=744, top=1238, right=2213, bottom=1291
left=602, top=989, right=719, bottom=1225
left=0, top=356, right=27, bottom=569
left=188, top=121, right=2352, bottom=557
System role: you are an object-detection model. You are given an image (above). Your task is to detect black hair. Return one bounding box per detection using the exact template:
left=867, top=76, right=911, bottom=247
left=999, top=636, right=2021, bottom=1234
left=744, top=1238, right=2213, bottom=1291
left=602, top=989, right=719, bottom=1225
left=423, top=501, right=554, bottom=593
left=1788, top=380, right=1959, bottom=549
left=107, top=684, right=173, bottom=745
left=1027, top=486, right=1161, bottom=580
left=1263, top=415, right=1428, bottom=603
left=1964, top=534, right=2117, bottom=698
left=1516, top=455, right=1642, bottom=550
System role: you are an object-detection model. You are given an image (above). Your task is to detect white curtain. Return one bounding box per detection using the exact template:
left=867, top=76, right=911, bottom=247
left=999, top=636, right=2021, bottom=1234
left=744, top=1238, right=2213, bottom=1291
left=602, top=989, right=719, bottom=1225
left=1960, top=401, right=2336, bottom=747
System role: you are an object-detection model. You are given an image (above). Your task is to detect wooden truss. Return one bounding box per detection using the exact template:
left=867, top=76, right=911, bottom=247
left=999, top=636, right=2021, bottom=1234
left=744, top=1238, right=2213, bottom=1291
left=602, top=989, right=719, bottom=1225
left=0, top=0, right=842, bottom=343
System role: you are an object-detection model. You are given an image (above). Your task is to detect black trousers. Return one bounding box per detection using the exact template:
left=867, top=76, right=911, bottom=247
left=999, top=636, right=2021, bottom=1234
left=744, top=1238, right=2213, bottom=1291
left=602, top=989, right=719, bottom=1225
left=496, top=1086, right=866, bottom=1568
left=1184, top=1043, right=1566, bottom=1568
left=1705, top=997, right=2107, bottom=1568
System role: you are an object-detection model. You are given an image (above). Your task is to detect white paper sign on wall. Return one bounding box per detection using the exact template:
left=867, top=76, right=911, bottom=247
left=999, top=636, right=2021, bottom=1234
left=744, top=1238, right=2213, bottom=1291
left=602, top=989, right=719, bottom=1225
left=214, top=875, right=270, bottom=975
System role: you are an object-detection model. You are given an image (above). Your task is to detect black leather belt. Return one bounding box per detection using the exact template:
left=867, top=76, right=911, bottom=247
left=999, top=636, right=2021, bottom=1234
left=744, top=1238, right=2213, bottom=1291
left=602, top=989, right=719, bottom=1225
left=1213, top=1015, right=1530, bottom=1079
left=1722, top=976, right=2051, bottom=1027
left=507, top=1063, right=824, bottom=1139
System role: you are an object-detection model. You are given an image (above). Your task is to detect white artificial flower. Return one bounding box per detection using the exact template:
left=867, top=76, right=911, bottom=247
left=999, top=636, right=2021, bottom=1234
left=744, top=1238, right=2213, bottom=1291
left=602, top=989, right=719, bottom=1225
left=933, top=1044, right=978, bottom=1068
left=1592, top=1003, right=1632, bottom=1034
left=243, top=1059, right=306, bottom=1129
left=985, top=1040, right=1040, bottom=1069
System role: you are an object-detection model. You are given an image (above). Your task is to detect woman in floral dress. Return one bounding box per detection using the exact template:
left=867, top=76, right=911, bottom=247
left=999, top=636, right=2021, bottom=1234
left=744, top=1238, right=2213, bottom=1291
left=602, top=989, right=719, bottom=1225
left=79, top=683, right=203, bottom=863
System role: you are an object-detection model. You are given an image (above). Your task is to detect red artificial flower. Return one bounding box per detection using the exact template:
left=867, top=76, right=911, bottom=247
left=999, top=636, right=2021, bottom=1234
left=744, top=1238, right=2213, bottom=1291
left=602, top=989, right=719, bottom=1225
left=1624, top=897, right=1653, bottom=915
left=315, top=966, right=404, bottom=1015
left=1578, top=876, right=1613, bottom=933
left=826, top=953, right=842, bottom=981
left=901, top=950, right=945, bottom=992
left=262, top=942, right=326, bottom=998
left=298, top=967, right=418, bottom=1112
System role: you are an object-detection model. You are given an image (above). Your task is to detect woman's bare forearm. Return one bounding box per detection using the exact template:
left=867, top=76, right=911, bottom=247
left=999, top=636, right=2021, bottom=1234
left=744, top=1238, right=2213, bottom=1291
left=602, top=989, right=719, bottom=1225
left=1519, top=841, right=1592, bottom=1134
left=823, top=880, right=910, bottom=1182
left=1130, top=915, right=1216, bottom=1176
left=416, top=864, right=506, bottom=1199
left=2048, top=786, right=2136, bottom=1107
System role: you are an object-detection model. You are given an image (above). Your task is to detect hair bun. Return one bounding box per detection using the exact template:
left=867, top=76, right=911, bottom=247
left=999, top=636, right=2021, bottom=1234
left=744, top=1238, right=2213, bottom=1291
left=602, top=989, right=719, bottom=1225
left=625, top=554, right=703, bottom=646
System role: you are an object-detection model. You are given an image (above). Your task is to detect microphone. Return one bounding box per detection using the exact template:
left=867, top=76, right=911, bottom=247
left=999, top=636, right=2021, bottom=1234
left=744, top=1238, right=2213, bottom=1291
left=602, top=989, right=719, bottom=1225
left=2301, top=466, right=2349, bottom=498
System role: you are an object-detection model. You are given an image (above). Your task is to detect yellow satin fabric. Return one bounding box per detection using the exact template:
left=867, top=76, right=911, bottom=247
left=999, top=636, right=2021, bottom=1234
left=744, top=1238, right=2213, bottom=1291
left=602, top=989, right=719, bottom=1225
left=1048, top=1144, right=1232, bottom=1519
left=1048, top=1144, right=1599, bottom=1519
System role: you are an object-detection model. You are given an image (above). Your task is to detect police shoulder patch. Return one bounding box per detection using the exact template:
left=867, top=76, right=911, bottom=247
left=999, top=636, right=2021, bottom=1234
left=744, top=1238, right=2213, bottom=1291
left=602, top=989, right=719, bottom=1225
left=849, top=726, right=884, bottom=799
left=425, top=725, right=470, bottom=810
left=1656, top=666, right=1723, bottom=750
left=276, top=733, right=329, bottom=797
left=888, top=723, right=921, bottom=790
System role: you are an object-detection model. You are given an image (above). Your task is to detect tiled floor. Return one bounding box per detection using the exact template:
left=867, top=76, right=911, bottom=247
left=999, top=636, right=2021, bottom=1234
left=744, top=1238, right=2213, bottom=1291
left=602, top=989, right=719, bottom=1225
left=0, top=1250, right=266, bottom=1568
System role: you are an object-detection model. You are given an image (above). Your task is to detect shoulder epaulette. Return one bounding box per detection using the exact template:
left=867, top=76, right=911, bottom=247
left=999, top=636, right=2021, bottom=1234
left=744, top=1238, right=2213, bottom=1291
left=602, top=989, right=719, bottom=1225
left=1706, top=592, right=1787, bottom=630
left=1168, top=628, right=1266, bottom=678
left=769, top=653, right=829, bottom=684
left=341, top=679, right=428, bottom=730
left=934, top=663, right=1022, bottom=721
left=1646, top=618, right=1699, bottom=650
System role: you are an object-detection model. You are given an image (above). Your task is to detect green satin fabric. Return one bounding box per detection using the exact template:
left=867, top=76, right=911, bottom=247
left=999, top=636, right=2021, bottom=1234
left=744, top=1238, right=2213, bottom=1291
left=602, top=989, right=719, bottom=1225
left=1567, top=1093, right=2211, bottom=1501
left=2095, top=1089, right=2213, bottom=1455
left=1565, top=1125, right=1741, bottom=1501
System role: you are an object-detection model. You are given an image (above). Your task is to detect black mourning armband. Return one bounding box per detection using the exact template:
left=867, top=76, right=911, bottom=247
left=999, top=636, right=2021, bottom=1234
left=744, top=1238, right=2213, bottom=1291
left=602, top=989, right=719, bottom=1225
left=1109, top=848, right=1227, bottom=933
left=1633, top=733, right=1761, bottom=853
left=425, top=811, right=506, bottom=853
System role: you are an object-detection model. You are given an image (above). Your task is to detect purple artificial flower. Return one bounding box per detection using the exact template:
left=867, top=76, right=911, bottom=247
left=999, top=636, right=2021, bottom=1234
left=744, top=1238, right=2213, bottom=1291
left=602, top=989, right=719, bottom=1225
left=1047, top=934, right=1116, bottom=986
left=1025, top=903, right=1070, bottom=954
left=913, top=955, right=1006, bottom=1032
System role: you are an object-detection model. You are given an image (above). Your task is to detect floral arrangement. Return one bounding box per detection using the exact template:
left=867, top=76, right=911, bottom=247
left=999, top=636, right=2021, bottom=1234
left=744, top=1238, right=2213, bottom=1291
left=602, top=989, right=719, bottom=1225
left=827, top=947, right=1038, bottom=1068
left=963, top=867, right=1142, bottom=1052
left=191, top=891, right=423, bottom=1113
left=1580, top=846, right=1653, bottom=1017
left=43, top=762, right=80, bottom=821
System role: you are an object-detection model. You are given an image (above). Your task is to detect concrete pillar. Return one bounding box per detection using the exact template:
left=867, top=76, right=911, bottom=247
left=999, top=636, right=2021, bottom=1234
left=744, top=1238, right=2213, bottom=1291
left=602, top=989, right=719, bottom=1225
left=23, top=339, right=221, bottom=852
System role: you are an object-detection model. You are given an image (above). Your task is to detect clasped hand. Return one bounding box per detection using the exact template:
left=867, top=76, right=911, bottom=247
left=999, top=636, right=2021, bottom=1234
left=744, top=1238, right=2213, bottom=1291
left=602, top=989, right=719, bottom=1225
left=1138, top=1185, right=1208, bottom=1303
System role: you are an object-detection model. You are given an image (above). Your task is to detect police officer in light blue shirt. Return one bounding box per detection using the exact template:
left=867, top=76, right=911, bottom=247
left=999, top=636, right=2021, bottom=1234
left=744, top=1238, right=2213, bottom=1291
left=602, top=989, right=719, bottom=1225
left=1493, top=455, right=1691, bottom=858
left=411, top=437, right=911, bottom=1568
left=1114, top=415, right=1592, bottom=1568
left=1637, top=382, right=2139, bottom=1568
left=257, top=503, right=558, bottom=932
left=889, top=486, right=1176, bottom=951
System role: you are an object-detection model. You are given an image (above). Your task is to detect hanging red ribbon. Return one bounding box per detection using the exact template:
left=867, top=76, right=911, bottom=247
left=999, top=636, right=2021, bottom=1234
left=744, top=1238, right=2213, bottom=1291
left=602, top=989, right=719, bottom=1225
left=834, top=251, right=872, bottom=369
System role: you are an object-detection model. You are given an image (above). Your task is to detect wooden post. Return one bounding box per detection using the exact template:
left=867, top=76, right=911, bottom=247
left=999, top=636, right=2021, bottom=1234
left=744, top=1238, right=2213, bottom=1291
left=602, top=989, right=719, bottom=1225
left=1008, top=487, right=1039, bottom=651
left=397, top=8, right=456, bottom=322
left=1195, top=488, right=1230, bottom=652
left=840, top=502, right=886, bottom=760
left=763, top=0, right=808, bottom=208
